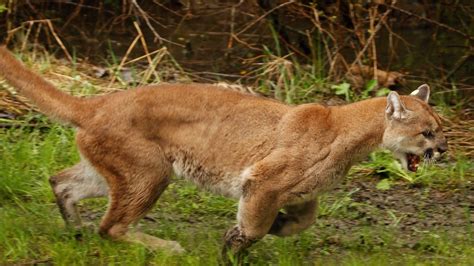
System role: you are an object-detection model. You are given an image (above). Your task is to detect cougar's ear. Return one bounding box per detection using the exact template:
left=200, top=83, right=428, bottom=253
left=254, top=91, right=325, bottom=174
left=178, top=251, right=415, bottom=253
left=386, top=91, right=407, bottom=120
left=410, top=84, right=430, bottom=103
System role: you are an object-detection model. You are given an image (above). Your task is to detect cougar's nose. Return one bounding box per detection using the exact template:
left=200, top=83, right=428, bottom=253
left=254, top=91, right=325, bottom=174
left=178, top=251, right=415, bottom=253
left=438, top=140, right=448, bottom=154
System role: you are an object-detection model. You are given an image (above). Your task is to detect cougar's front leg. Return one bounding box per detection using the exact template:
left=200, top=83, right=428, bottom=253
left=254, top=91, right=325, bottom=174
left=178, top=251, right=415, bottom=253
left=268, top=199, right=318, bottom=236
left=222, top=183, right=281, bottom=262
left=221, top=150, right=305, bottom=262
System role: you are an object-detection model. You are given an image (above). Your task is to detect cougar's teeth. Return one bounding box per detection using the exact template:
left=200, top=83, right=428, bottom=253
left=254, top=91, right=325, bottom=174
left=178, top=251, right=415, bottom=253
left=406, top=153, right=421, bottom=172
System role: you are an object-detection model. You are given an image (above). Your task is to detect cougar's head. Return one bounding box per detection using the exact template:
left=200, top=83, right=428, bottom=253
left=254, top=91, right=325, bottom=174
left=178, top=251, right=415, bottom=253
left=382, top=84, right=448, bottom=172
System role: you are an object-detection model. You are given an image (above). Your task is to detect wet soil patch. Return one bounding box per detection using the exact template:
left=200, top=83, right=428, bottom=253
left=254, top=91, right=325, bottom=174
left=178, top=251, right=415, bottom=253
left=78, top=174, right=473, bottom=258
left=329, top=177, right=473, bottom=232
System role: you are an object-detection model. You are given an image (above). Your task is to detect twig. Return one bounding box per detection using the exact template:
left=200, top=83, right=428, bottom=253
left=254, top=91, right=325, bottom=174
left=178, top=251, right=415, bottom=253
left=123, top=48, right=165, bottom=66
left=152, top=0, right=185, bottom=17
left=369, top=6, right=378, bottom=81
left=15, top=19, right=73, bottom=62
left=138, top=49, right=168, bottom=84
left=235, top=1, right=296, bottom=37
left=191, top=71, right=244, bottom=78
left=432, top=87, right=474, bottom=94
left=108, top=33, right=141, bottom=86
left=229, top=33, right=261, bottom=51
left=61, top=0, right=84, bottom=30
left=310, top=6, right=338, bottom=78
left=130, top=3, right=155, bottom=38
left=130, top=0, right=184, bottom=48
left=386, top=3, right=473, bottom=41
left=32, top=22, right=43, bottom=59
left=442, top=52, right=473, bottom=82
left=298, top=2, right=355, bottom=34
left=349, top=2, right=394, bottom=72
left=227, top=5, right=236, bottom=49
left=381, top=19, right=413, bottom=51
left=227, top=0, right=245, bottom=49
left=133, top=21, right=157, bottom=82
left=4, top=0, right=13, bottom=44
left=348, top=2, right=365, bottom=49
left=20, top=21, right=34, bottom=52
left=46, top=20, right=73, bottom=62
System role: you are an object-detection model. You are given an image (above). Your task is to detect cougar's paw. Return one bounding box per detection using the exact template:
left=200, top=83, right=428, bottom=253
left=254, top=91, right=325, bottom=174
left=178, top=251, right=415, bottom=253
left=155, top=239, right=185, bottom=254
left=124, top=232, right=185, bottom=253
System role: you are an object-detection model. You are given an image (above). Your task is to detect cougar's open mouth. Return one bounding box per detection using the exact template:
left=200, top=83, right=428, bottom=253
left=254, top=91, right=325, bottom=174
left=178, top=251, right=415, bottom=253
left=406, top=153, right=421, bottom=172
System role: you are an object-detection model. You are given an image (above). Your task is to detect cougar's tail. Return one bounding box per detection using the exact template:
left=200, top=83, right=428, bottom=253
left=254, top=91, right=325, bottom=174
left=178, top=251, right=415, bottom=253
left=0, top=46, right=88, bottom=127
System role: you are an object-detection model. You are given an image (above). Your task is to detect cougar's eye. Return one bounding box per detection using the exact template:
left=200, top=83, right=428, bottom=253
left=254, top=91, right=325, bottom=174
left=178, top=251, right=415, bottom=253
left=422, top=130, right=434, bottom=138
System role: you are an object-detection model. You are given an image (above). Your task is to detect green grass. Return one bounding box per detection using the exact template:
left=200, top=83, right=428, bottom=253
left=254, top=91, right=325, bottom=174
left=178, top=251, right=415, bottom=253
left=0, top=118, right=473, bottom=265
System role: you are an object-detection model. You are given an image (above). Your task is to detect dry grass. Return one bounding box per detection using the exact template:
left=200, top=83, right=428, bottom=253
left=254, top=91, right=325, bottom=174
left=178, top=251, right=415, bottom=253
left=442, top=110, right=474, bottom=159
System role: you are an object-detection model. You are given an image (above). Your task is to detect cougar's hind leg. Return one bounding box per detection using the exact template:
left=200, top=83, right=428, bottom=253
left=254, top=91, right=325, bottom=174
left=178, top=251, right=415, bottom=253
left=49, top=161, right=109, bottom=228
left=268, top=199, right=318, bottom=236
left=79, top=134, right=184, bottom=253
left=96, top=159, right=183, bottom=252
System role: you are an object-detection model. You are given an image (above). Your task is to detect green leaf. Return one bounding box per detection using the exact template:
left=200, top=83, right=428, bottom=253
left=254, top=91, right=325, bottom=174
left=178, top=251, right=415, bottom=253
left=331, top=82, right=351, bottom=101
left=361, top=79, right=378, bottom=99
left=365, top=79, right=378, bottom=92
left=376, top=87, right=391, bottom=97
left=376, top=179, right=391, bottom=190
left=390, top=161, right=414, bottom=182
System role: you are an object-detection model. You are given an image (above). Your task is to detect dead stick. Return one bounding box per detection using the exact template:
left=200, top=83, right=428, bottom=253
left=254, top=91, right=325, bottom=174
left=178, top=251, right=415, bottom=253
left=133, top=21, right=156, bottom=82
left=311, top=6, right=337, bottom=77
left=108, top=33, right=141, bottom=87
left=21, top=21, right=34, bottom=52
left=46, top=20, right=73, bottom=62
left=370, top=6, right=378, bottom=81
left=61, top=0, right=84, bottom=30
left=123, top=48, right=165, bottom=65
left=130, top=0, right=184, bottom=47
left=227, top=6, right=236, bottom=49
left=349, top=3, right=394, bottom=72
left=442, top=53, right=472, bottom=82
left=235, top=1, right=295, bottom=37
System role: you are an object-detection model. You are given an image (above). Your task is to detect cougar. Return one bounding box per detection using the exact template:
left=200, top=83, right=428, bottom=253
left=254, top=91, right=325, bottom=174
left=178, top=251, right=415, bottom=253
left=0, top=47, right=448, bottom=258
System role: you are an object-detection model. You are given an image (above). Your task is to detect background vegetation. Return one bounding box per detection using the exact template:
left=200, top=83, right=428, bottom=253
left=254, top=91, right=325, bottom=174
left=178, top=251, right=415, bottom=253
left=0, top=0, right=473, bottom=265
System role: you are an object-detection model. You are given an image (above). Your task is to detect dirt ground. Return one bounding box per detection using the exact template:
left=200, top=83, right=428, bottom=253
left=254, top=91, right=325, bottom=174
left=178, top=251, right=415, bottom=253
left=331, top=177, right=473, bottom=233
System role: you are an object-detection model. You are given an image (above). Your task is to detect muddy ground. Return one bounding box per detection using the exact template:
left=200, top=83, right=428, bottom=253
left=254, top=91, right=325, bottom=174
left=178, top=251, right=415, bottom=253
left=76, top=173, right=473, bottom=263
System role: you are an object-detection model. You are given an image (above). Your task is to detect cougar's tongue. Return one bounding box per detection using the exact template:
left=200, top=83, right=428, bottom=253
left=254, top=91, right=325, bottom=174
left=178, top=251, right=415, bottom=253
left=407, top=153, right=420, bottom=172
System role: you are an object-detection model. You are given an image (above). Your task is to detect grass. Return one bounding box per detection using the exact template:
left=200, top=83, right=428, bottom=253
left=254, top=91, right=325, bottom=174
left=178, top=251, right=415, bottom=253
left=1, top=50, right=473, bottom=265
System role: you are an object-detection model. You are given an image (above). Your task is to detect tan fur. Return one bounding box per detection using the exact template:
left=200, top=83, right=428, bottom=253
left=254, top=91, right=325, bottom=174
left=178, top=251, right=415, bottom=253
left=0, top=47, right=447, bottom=258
